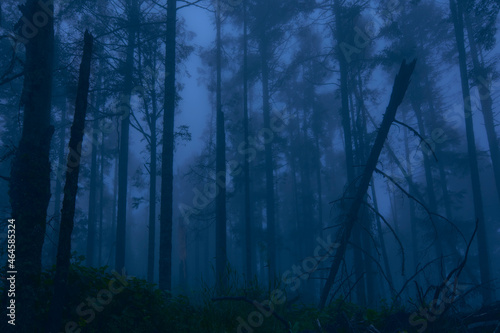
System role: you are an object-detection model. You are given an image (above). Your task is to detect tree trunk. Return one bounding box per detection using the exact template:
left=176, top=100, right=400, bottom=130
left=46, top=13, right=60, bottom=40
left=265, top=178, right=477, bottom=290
left=46, top=30, right=93, bottom=333
left=412, top=100, right=444, bottom=265
left=147, top=80, right=158, bottom=283
left=51, top=100, right=68, bottom=266
left=260, top=36, right=276, bottom=286
left=402, top=110, right=420, bottom=271
left=86, top=96, right=98, bottom=267
left=115, top=0, right=138, bottom=272
left=463, top=10, right=500, bottom=206
left=2, top=1, right=54, bottom=331
left=110, top=143, right=119, bottom=265
left=370, top=181, right=394, bottom=293
left=159, top=0, right=176, bottom=292
left=450, top=0, right=493, bottom=304
left=319, top=59, right=416, bottom=309
left=243, top=0, right=252, bottom=282
left=333, top=0, right=366, bottom=305
left=98, top=136, right=105, bottom=266
left=215, top=1, right=227, bottom=294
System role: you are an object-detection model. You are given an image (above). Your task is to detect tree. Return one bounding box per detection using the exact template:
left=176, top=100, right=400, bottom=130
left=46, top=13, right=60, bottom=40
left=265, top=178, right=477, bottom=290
left=115, top=0, right=139, bottom=272
left=215, top=0, right=228, bottom=294
left=463, top=0, right=500, bottom=206
left=1, top=1, right=54, bottom=331
left=159, top=0, right=177, bottom=292
left=242, top=0, right=252, bottom=282
left=449, top=0, right=493, bottom=304
left=320, top=59, right=416, bottom=309
left=47, top=31, right=94, bottom=333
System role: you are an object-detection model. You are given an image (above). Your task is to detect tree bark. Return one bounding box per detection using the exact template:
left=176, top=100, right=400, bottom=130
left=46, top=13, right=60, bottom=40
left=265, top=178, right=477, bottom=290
left=333, top=0, right=366, bottom=305
left=115, top=0, right=139, bottom=272
left=147, top=77, right=158, bottom=283
left=159, top=0, right=176, bottom=292
left=50, top=100, right=68, bottom=266
left=215, top=0, right=227, bottom=294
left=260, top=35, right=277, bottom=286
left=243, top=0, right=252, bottom=282
left=2, top=1, right=54, bottom=331
left=46, top=30, right=93, bottom=333
left=86, top=96, right=98, bottom=267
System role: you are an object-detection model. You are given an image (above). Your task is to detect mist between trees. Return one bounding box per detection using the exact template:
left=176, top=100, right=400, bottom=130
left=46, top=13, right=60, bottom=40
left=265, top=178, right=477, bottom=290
left=0, top=0, right=499, bottom=332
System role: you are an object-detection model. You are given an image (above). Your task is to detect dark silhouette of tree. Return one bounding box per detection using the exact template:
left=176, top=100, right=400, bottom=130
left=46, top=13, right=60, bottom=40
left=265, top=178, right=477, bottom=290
left=449, top=0, right=494, bottom=304
left=2, top=1, right=54, bottom=331
left=47, top=30, right=93, bottom=333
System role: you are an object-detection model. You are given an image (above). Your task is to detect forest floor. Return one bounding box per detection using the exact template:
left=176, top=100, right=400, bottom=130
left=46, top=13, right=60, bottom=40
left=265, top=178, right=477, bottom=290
left=4, top=258, right=498, bottom=333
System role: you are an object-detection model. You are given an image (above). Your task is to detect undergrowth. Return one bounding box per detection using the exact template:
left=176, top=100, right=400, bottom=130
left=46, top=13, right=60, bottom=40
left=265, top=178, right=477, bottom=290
left=0, top=255, right=490, bottom=333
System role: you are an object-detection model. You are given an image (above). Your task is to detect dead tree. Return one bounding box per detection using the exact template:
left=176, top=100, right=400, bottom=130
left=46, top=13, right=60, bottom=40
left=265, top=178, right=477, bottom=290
left=46, top=31, right=94, bottom=333
left=319, top=59, right=417, bottom=309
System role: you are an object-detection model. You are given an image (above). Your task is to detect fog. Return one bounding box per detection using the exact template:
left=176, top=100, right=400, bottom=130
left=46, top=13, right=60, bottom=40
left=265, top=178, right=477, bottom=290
left=0, top=0, right=499, bottom=332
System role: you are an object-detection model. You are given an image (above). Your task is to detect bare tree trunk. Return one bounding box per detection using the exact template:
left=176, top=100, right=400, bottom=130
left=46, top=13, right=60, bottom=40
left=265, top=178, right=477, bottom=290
left=115, top=0, right=138, bottom=272
left=46, top=31, right=93, bottom=333
left=402, top=111, right=420, bottom=271
left=450, top=0, right=493, bottom=304
left=86, top=96, right=98, bottom=267
left=51, top=100, right=68, bottom=265
left=110, top=143, right=119, bottom=266
left=243, top=0, right=252, bottom=282
left=147, top=81, right=158, bottom=283
left=412, top=100, right=444, bottom=265
left=98, top=137, right=105, bottom=266
left=159, top=0, right=177, bottom=292
left=370, top=181, right=394, bottom=292
left=260, top=35, right=276, bottom=286
left=333, top=0, right=366, bottom=305
left=2, top=1, right=54, bottom=331
left=464, top=10, right=500, bottom=206
left=319, top=59, right=416, bottom=309
left=215, top=1, right=227, bottom=294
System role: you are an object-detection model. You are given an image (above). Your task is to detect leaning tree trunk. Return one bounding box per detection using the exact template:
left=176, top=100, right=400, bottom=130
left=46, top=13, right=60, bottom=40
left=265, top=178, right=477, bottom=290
left=450, top=0, right=493, bottom=304
left=1, top=1, right=54, bottom=332
left=159, top=0, right=177, bottom=292
left=46, top=31, right=94, bottom=333
left=319, top=59, right=416, bottom=309
left=50, top=100, right=68, bottom=266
